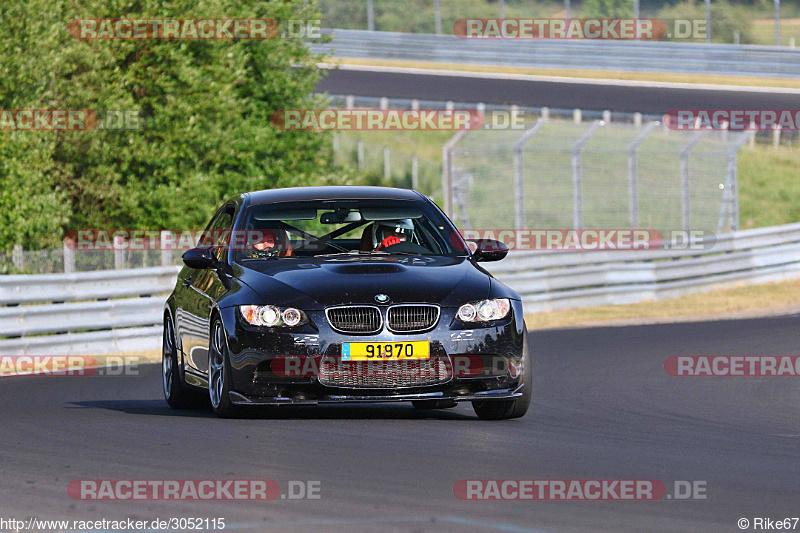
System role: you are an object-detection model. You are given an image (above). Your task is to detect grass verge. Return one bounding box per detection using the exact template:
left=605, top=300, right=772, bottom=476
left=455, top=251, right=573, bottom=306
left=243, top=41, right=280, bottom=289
left=526, top=277, right=800, bottom=330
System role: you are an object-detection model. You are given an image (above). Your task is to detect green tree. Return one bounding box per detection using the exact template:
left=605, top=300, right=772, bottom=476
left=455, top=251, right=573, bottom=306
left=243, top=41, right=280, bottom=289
left=581, top=0, right=635, bottom=18
left=0, top=0, right=343, bottom=250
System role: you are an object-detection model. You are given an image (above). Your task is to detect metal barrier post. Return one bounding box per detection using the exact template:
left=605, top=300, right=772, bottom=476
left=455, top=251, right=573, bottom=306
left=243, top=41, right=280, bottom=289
left=571, top=120, right=604, bottom=229
left=161, top=231, right=173, bottom=266
left=679, top=132, right=708, bottom=232
left=13, top=244, right=23, bottom=271
left=441, top=129, right=467, bottom=218
left=63, top=241, right=75, bottom=274
left=718, top=130, right=755, bottom=232
left=627, top=121, right=660, bottom=228
left=512, top=118, right=548, bottom=230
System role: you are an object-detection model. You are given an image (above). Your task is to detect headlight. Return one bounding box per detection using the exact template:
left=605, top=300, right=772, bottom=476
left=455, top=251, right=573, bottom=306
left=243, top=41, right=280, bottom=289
left=457, top=298, right=511, bottom=323
left=240, top=305, right=307, bottom=327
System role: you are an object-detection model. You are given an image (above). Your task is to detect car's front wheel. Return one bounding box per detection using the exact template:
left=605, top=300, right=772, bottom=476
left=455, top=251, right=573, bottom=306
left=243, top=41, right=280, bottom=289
left=208, top=317, right=238, bottom=418
left=472, top=327, right=532, bottom=420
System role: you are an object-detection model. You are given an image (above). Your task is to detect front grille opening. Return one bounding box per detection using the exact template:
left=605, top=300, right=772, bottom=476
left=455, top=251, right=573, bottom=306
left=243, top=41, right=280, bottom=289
left=387, top=305, right=439, bottom=332
left=326, top=306, right=382, bottom=334
left=318, top=357, right=451, bottom=388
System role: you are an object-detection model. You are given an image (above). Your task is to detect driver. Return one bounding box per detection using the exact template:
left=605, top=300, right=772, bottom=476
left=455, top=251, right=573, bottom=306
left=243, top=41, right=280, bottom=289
left=373, top=219, right=415, bottom=250
left=245, top=227, right=293, bottom=258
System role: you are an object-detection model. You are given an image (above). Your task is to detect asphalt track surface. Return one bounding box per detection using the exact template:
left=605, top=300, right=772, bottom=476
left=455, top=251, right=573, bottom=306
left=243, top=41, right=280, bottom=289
left=315, top=69, right=800, bottom=114
left=2, top=314, right=799, bottom=532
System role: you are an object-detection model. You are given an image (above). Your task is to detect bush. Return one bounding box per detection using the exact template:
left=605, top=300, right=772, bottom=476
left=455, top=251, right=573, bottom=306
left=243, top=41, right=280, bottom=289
left=0, top=0, right=347, bottom=251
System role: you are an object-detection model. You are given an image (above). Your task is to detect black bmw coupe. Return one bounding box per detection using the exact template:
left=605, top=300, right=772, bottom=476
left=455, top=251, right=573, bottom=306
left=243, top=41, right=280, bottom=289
left=163, top=186, right=531, bottom=419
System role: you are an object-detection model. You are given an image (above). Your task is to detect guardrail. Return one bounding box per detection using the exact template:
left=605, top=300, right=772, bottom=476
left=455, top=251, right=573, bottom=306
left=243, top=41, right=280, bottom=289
left=489, top=223, right=800, bottom=314
left=0, top=266, right=179, bottom=355
left=1, top=223, right=799, bottom=354
left=310, top=29, right=800, bottom=78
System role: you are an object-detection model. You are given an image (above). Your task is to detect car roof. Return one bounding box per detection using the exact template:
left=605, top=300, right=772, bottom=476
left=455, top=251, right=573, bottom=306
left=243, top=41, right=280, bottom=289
left=242, top=186, right=424, bottom=205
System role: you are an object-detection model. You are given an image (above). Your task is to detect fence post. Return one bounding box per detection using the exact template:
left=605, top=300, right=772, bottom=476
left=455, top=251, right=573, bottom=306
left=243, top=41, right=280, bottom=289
left=345, top=95, right=354, bottom=110
left=541, top=106, right=549, bottom=120
left=446, top=100, right=454, bottom=112
left=63, top=240, right=75, bottom=274
left=775, top=0, right=781, bottom=46
left=602, top=110, right=611, bottom=124
left=564, top=0, right=571, bottom=19
left=434, top=0, right=442, bottom=35
left=633, top=112, right=642, bottom=129
left=411, top=98, right=419, bottom=111
left=379, top=96, right=389, bottom=110
left=383, top=146, right=390, bottom=179
left=571, top=121, right=604, bottom=230
left=512, top=118, right=548, bottom=230
left=357, top=140, right=364, bottom=171
left=367, top=0, right=375, bottom=31
left=161, top=231, right=173, bottom=266
left=679, top=132, right=707, bottom=232
left=441, top=129, right=468, bottom=218
left=411, top=155, right=419, bottom=190
left=705, top=0, right=711, bottom=43
left=627, top=122, right=660, bottom=229
left=499, top=0, right=505, bottom=18
left=573, top=108, right=582, bottom=124
left=773, top=125, right=781, bottom=150
left=114, top=235, right=126, bottom=269
left=12, top=244, right=23, bottom=271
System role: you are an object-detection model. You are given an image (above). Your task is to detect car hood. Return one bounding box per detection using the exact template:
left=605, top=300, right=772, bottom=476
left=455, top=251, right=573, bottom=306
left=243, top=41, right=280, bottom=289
left=234, top=255, right=490, bottom=309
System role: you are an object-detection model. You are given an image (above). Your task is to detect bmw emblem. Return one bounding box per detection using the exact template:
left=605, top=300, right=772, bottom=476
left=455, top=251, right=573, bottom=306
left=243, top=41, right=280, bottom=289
left=374, top=294, right=390, bottom=304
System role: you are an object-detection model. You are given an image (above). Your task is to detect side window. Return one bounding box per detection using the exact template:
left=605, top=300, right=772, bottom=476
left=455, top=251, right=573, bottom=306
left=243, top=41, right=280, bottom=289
left=209, top=207, right=235, bottom=262
left=198, top=208, right=224, bottom=247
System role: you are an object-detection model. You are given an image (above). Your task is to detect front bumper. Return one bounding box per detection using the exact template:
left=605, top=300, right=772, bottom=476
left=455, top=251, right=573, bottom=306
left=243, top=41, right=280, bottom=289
left=218, top=302, right=526, bottom=403
left=229, top=386, right=524, bottom=406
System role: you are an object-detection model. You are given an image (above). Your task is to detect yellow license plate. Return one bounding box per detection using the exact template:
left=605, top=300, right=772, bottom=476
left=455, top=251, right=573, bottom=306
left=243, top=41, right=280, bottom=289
left=341, top=341, right=430, bottom=361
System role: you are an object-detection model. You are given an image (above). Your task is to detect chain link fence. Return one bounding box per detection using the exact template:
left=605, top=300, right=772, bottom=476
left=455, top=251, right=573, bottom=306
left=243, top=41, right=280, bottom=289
left=444, top=117, right=753, bottom=235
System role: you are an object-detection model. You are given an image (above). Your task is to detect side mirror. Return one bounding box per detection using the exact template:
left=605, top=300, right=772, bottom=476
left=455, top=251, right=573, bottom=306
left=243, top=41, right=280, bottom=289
left=182, top=247, right=217, bottom=269
left=468, top=239, right=509, bottom=262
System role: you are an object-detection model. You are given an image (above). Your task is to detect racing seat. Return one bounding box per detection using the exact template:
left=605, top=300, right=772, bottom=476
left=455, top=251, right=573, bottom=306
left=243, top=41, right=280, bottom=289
left=359, top=223, right=375, bottom=252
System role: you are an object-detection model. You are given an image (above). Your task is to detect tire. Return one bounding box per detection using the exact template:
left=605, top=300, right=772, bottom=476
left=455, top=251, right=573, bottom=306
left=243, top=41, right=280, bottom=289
left=412, top=400, right=457, bottom=409
left=472, top=326, right=532, bottom=420
left=208, top=317, right=239, bottom=418
left=162, top=315, right=204, bottom=409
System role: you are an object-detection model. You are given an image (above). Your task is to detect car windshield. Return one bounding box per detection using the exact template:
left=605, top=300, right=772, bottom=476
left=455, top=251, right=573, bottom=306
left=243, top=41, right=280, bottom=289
left=234, top=198, right=466, bottom=261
